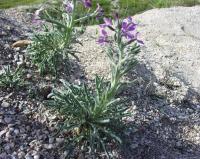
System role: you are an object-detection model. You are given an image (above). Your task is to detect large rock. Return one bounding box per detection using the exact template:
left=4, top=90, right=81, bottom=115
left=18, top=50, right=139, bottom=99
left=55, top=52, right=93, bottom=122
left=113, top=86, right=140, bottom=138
left=134, top=6, right=200, bottom=93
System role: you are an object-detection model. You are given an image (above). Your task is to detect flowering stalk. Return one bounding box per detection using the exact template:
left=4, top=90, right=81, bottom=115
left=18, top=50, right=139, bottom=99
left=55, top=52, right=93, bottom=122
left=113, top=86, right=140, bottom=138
left=97, top=15, right=143, bottom=105
left=29, top=0, right=104, bottom=76
left=47, top=12, right=143, bottom=157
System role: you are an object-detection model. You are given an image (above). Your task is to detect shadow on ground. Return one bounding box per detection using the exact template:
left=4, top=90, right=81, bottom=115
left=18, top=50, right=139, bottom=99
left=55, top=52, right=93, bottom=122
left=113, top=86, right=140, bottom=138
left=120, top=63, right=200, bottom=159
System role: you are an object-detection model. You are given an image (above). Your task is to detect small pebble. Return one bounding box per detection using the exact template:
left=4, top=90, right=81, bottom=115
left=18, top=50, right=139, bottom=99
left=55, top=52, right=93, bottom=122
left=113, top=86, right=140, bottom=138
left=0, top=129, right=7, bottom=137
left=26, top=74, right=32, bottom=79
left=4, top=44, right=10, bottom=48
left=4, top=117, right=12, bottom=124
left=8, top=124, right=15, bottom=128
left=8, top=54, right=12, bottom=58
left=9, top=127, right=14, bottom=132
left=5, top=131, right=11, bottom=139
left=14, top=129, right=20, bottom=135
left=44, top=143, right=54, bottom=149
left=33, top=154, right=40, bottom=159
left=1, top=101, right=10, bottom=108
left=56, top=138, right=64, bottom=144
left=14, top=54, right=19, bottom=62
left=17, top=61, right=24, bottom=66
left=48, top=137, right=54, bottom=144
left=18, top=151, right=25, bottom=159
left=4, top=144, right=11, bottom=152
left=25, top=154, right=33, bottom=159
left=14, top=47, right=20, bottom=52
left=0, top=153, right=7, bottom=158
left=26, top=61, right=31, bottom=67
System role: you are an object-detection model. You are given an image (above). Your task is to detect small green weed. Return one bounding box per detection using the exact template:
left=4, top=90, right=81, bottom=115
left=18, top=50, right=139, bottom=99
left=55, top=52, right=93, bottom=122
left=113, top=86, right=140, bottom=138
left=28, top=0, right=101, bottom=76
left=0, top=65, right=24, bottom=89
left=48, top=76, right=127, bottom=157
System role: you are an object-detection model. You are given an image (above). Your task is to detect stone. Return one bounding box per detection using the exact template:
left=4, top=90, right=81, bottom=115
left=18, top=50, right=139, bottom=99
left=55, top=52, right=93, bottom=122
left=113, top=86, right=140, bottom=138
left=4, top=44, right=10, bottom=48
left=0, top=31, right=7, bottom=36
left=133, top=7, right=200, bottom=93
left=18, top=151, right=25, bottom=159
left=5, top=131, right=11, bottom=139
left=33, top=154, right=40, bottom=159
left=14, top=54, right=19, bottom=62
left=48, top=137, right=54, bottom=144
left=26, top=74, right=32, bottom=79
left=8, top=54, right=12, bottom=58
left=130, top=143, right=139, bottom=149
left=0, top=118, right=5, bottom=124
left=1, top=101, right=10, bottom=108
left=56, top=138, right=64, bottom=144
left=9, top=127, right=14, bottom=132
left=0, top=153, right=7, bottom=158
left=26, top=61, right=31, bottom=67
left=25, top=154, right=33, bottom=159
left=17, top=61, right=24, bottom=66
left=43, top=143, right=54, bottom=149
left=14, top=47, right=20, bottom=52
left=4, top=117, right=12, bottom=124
left=4, top=144, right=11, bottom=152
left=12, top=40, right=32, bottom=48
left=14, top=129, right=20, bottom=135
left=0, top=129, right=7, bottom=137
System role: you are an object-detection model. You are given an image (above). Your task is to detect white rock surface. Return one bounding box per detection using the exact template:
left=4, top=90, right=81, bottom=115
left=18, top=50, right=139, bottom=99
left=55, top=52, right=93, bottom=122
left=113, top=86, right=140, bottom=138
left=134, top=6, right=200, bottom=93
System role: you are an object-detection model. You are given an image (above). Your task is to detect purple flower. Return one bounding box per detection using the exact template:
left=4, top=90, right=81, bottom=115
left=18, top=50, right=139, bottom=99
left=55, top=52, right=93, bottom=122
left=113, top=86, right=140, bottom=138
left=134, top=32, right=144, bottom=44
left=100, top=18, right=115, bottom=31
left=32, top=7, right=44, bottom=25
left=121, top=17, right=137, bottom=40
left=121, top=17, right=144, bottom=44
left=127, top=16, right=133, bottom=23
left=96, top=3, right=104, bottom=19
left=64, top=1, right=74, bottom=13
left=113, top=12, right=119, bottom=20
left=97, top=29, right=109, bottom=45
left=97, top=14, right=143, bottom=46
left=103, top=18, right=113, bottom=27
left=82, top=0, right=92, bottom=8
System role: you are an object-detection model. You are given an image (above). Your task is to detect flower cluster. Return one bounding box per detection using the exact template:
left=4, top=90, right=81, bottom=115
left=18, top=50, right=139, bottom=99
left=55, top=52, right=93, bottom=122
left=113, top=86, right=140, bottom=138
left=64, top=0, right=92, bottom=13
left=96, top=3, right=104, bottom=19
left=32, top=7, right=44, bottom=25
left=82, top=0, right=92, bottom=8
left=63, top=0, right=92, bottom=14
left=33, top=0, right=103, bottom=23
left=64, top=1, right=74, bottom=13
left=98, top=16, right=143, bottom=45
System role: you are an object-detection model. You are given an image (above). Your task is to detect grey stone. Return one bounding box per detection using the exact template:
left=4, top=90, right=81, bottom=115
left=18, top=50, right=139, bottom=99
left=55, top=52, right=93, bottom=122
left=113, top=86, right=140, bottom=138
left=4, top=117, right=12, bottom=124
left=26, top=74, right=32, bottom=79
left=25, top=154, right=33, bottom=159
left=0, top=129, right=7, bottom=137
left=43, top=143, right=55, bottom=149
left=56, top=138, right=64, bottom=144
left=133, top=7, right=200, bottom=93
left=48, top=137, right=54, bottom=144
left=18, top=151, right=25, bottom=159
left=33, top=154, right=40, bottom=159
left=14, top=129, right=20, bottom=135
left=1, top=101, right=10, bottom=108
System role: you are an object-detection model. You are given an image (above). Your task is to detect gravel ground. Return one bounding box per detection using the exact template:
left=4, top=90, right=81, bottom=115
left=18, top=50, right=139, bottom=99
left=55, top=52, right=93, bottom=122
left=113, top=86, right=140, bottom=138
left=0, top=6, right=200, bottom=159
